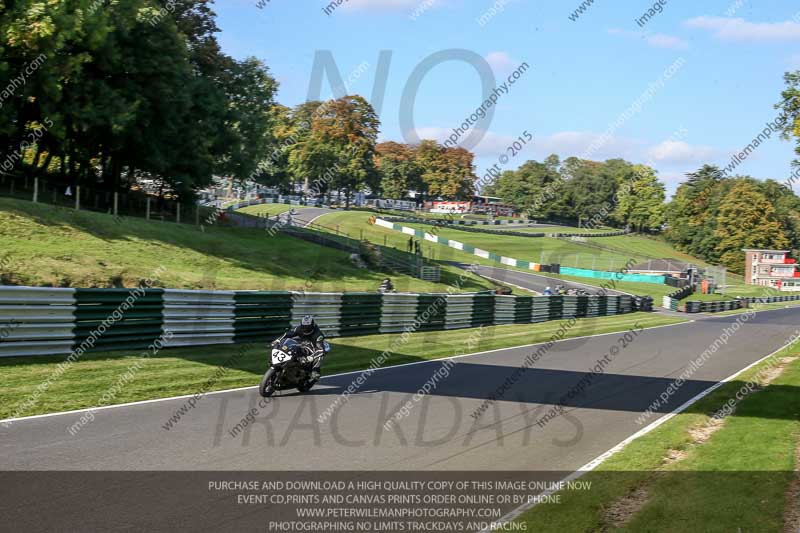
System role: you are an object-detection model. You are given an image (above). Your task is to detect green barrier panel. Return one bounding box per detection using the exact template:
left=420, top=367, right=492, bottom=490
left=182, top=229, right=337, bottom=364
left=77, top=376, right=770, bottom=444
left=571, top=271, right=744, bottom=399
left=339, top=293, right=383, bottom=336
left=594, top=296, right=607, bottom=316
left=514, top=297, right=533, bottom=323
left=74, top=288, right=165, bottom=352
left=416, top=295, right=447, bottom=331
left=233, top=292, right=293, bottom=342
left=471, top=294, right=496, bottom=327
left=575, top=296, right=589, bottom=318
left=548, top=296, right=564, bottom=320
left=531, top=297, right=551, bottom=323
left=619, top=295, right=634, bottom=313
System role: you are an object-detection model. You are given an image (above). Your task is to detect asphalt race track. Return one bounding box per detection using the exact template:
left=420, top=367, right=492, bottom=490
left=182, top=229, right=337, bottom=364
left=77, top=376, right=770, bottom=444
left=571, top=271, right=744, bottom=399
left=2, top=307, right=798, bottom=473
left=288, top=207, right=332, bottom=227
left=455, top=263, right=629, bottom=296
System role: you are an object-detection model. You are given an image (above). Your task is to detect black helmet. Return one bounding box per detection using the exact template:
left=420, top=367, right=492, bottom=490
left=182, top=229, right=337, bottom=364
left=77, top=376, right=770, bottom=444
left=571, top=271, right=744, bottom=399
left=300, top=315, right=315, bottom=335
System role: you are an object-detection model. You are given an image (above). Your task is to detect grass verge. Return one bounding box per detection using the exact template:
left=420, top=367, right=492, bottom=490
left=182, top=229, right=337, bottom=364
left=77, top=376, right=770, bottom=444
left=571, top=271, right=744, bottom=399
left=0, top=197, right=491, bottom=292
left=518, top=337, right=800, bottom=532
left=312, top=211, right=722, bottom=301
left=0, top=313, right=686, bottom=420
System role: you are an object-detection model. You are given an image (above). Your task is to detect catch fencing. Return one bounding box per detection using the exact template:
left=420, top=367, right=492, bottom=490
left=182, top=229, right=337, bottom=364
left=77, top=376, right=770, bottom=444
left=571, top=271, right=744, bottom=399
left=0, top=285, right=637, bottom=358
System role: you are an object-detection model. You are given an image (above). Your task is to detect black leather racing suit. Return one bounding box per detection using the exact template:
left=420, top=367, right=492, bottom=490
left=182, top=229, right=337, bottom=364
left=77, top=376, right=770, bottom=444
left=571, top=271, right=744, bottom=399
left=284, top=324, right=326, bottom=374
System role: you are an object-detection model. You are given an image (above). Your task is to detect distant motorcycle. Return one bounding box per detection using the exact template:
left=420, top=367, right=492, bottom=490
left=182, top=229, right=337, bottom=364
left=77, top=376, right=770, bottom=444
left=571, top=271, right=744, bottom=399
left=259, top=335, right=330, bottom=397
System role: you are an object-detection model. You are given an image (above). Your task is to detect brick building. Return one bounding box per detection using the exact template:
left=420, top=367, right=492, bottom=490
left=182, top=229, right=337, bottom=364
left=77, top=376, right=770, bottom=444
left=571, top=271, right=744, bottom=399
left=743, top=249, right=800, bottom=291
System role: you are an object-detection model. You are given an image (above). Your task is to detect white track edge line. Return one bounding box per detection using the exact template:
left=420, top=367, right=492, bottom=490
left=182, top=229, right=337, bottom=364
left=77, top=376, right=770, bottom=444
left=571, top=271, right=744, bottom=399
left=482, top=333, right=799, bottom=531
left=0, top=318, right=693, bottom=426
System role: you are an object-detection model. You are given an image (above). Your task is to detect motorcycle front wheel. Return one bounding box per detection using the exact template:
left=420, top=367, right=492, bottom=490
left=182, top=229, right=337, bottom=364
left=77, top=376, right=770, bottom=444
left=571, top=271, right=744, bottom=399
left=259, top=367, right=277, bottom=397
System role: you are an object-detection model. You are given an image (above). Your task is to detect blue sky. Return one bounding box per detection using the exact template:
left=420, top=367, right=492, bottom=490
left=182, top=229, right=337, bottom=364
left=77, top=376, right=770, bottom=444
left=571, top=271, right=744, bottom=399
left=214, top=0, right=800, bottom=196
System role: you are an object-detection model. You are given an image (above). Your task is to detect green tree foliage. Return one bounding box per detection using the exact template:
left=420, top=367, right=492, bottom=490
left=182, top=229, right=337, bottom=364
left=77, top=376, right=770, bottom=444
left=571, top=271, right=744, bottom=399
left=0, top=0, right=277, bottom=201
left=483, top=157, right=564, bottom=218
left=714, top=181, right=790, bottom=273
left=776, top=70, right=800, bottom=168
left=613, top=164, right=666, bottom=232
left=664, top=165, right=724, bottom=260
left=374, top=141, right=421, bottom=199
left=414, top=140, right=476, bottom=200
left=664, top=166, right=798, bottom=271
left=289, top=95, right=379, bottom=207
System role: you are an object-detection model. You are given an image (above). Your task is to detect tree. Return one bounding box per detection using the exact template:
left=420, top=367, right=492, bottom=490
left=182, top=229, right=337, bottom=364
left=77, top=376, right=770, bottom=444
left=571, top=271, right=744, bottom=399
left=613, top=164, right=665, bottom=232
left=566, top=159, right=617, bottom=223
left=416, top=140, right=476, bottom=200
left=218, top=57, right=278, bottom=183
left=664, top=165, right=725, bottom=257
left=0, top=0, right=279, bottom=204
left=776, top=70, right=800, bottom=175
left=714, top=181, right=791, bottom=273
left=375, top=142, right=421, bottom=199
left=290, top=95, right=379, bottom=207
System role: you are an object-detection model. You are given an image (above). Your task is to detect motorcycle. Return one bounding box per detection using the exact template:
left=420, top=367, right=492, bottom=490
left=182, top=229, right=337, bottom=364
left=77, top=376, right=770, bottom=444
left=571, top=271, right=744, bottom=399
left=258, top=335, right=331, bottom=397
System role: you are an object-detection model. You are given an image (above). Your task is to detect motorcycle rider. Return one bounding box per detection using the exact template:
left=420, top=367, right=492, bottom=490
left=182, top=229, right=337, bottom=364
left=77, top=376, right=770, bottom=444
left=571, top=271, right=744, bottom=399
left=283, top=315, right=326, bottom=380
left=379, top=278, right=395, bottom=293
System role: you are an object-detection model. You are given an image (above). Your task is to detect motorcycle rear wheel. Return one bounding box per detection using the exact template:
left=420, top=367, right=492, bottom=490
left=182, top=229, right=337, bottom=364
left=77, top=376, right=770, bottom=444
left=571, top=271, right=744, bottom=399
left=259, top=367, right=277, bottom=397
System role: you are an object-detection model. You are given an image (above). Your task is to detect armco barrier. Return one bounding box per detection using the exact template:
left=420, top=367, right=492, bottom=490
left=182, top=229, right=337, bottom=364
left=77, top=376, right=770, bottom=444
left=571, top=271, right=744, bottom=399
left=0, top=286, right=640, bottom=357
left=683, top=294, right=800, bottom=313
left=0, top=286, right=76, bottom=357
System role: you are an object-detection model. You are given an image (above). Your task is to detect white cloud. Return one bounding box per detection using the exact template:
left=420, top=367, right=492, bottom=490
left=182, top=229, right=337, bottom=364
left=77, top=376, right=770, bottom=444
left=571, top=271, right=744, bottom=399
left=685, top=16, right=800, bottom=42
left=407, top=128, right=723, bottom=177
left=484, top=51, right=516, bottom=74
left=608, top=28, right=689, bottom=49
left=646, top=140, right=720, bottom=165
left=646, top=33, right=690, bottom=49
left=507, top=131, right=720, bottom=167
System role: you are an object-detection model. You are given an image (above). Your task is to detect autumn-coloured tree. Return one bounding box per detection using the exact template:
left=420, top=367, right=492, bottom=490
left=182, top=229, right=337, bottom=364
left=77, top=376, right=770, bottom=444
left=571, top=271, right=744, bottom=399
left=415, top=140, right=476, bottom=200
left=374, top=142, right=421, bottom=199
left=290, top=95, right=379, bottom=207
left=714, top=181, right=791, bottom=273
